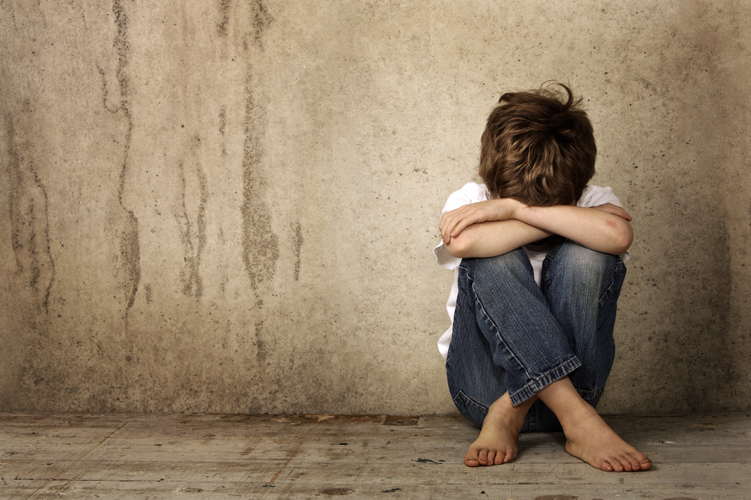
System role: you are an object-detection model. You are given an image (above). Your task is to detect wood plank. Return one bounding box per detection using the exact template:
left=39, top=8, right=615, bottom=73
left=1, top=478, right=747, bottom=500
left=2, top=412, right=750, bottom=500
left=4, top=414, right=749, bottom=465
left=3, top=459, right=749, bottom=487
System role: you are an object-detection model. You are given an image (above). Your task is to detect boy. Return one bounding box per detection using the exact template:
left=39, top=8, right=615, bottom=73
left=434, top=83, right=652, bottom=472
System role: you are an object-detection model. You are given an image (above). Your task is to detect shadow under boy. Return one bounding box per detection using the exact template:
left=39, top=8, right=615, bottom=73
left=434, top=83, right=652, bottom=472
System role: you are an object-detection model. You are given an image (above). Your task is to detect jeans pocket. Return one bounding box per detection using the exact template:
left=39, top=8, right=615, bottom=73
left=452, top=390, right=488, bottom=427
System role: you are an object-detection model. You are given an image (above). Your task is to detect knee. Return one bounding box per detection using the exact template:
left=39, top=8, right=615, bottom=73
left=465, top=248, right=531, bottom=278
left=546, top=242, right=618, bottom=288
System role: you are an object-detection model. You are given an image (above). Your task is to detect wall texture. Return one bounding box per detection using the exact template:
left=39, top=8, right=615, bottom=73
left=1, top=0, right=749, bottom=415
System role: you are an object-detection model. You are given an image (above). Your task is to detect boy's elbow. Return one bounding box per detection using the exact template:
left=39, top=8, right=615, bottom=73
left=610, top=221, right=633, bottom=254
left=445, top=234, right=472, bottom=258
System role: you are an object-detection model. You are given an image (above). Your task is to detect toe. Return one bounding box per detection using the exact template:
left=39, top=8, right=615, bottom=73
left=601, top=460, right=613, bottom=472
left=478, top=449, right=489, bottom=465
left=628, top=450, right=652, bottom=471
left=619, top=455, right=634, bottom=472
left=625, top=453, right=642, bottom=471
left=486, top=450, right=496, bottom=466
left=464, top=448, right=480, bottom=467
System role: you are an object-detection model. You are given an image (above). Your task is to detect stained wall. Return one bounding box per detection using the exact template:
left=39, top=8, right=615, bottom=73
left=1, top=0, right=749, bottom=415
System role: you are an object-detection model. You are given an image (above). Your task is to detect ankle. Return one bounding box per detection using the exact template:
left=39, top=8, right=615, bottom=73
left=552, top=397, right=599, bottom=431
left=560, top=406, right=603, bottom=438
left=486, top=394, right=531, bottom=432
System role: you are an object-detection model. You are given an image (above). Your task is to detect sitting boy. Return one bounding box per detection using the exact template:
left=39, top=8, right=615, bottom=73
left=434, top=83, right=652, bottom=472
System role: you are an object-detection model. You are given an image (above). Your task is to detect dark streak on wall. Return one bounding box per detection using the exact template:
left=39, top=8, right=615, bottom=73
left=144, top=283, right=153, bottom=304
left=254, top=320, right=266, bottom=369
left=250, top=0, right=273, bottom=50
left=217, top=0, right=231, bottom=37
left=293, top=222, right=304, bottom=281
left=6, top=119, right=56, bottom=317
left=241, top=78, right=279, bottom=291
left=219, top=106, right=227, bottom=157
left=195, top=160, right=208, bottom=297
left=237, top=1, right=278, bottom=397
left=112, top=0, right=141, bottom=315
left=241, top=0, right=278, bottom=292
left=176, top=145, right=208, bottom=299
left=218, top=106, right=227, bottom=136
left=96, top=65, right=121, bottom=114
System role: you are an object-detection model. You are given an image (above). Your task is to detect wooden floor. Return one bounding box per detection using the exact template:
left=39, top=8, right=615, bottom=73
left=1, top=412, right=749, bottom=499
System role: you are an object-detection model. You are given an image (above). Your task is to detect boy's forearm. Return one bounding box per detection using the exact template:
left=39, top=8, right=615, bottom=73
left=441, top=198, right=633, bottom=259
left=444, top=219, right=552, bottom=258
left=514, top=204, right=633, bottom=255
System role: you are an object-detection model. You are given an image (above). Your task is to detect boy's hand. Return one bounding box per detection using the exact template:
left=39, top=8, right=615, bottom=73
left=440, top=198, right=523, bottom=244
left=591, top=203, right=632, bottom=221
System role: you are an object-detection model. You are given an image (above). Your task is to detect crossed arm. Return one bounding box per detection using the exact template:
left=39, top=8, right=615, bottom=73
left=440, top=198, right=633, bottom=259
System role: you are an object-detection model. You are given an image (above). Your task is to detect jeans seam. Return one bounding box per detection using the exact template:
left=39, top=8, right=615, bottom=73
left=453, top=390, right=488, bottom=414
left=598, top=258, right=625, bottom=307
left=542, top=244, right=562, bottom=288
left=472, top=281, right=535, bottom=385
left=452, top=390, right=488, bottom=426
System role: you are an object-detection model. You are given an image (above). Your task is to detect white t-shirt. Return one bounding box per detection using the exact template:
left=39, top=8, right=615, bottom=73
left=433, top=183, right=630, bottom=359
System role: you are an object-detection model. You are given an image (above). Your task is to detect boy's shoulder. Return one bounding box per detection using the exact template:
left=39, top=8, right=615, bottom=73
left=443, top=182, right=624, bottom=211
left=577, top=185, right=622, bottom=208
left=442, top=182, right=490, bottom=213
left=454, top=182, right=489, bottom=197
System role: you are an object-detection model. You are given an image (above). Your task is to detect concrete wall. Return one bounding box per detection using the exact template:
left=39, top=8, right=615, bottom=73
left=1, top=0, right=749, bottom=415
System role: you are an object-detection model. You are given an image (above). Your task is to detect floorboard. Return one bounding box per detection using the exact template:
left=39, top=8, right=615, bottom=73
left=1, top=412, right=749, bottom=499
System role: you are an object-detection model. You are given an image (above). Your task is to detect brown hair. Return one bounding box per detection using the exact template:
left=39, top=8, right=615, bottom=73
left=479, top=83, right=596, bottom=206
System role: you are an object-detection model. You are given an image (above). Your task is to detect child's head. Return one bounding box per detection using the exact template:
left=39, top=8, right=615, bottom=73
left=479, top=83, right=596, bottom=206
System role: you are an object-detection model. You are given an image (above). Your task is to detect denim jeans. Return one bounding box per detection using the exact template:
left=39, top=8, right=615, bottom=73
left=445, top=240, right=626, bottom=432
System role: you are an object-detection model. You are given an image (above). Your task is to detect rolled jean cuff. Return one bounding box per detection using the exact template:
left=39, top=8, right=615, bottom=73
left=509, top=356, right=582, bottom=406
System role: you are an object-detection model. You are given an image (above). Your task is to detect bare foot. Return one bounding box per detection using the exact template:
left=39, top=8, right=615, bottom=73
left=558, top=401, right=652, bottom=472
left=464, top=393, right=532, bottom=467
left=536, top=377, right=652, bottom=472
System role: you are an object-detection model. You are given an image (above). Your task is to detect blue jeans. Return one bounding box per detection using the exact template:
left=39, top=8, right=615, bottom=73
left=445, top=241, right=626, bottom=432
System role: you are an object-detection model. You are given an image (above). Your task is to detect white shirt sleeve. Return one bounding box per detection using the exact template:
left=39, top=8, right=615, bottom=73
left=577, top=185, right=621, bottom=208
left=433, top=183, right=490, bottom=270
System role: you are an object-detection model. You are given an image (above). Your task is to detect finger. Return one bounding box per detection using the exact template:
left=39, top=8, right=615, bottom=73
left=440, top=208, right=462, bottom=232
left=444, top=211, right=469, bottom=239
left=440, top=213, right=457, bottom=242
left=450, top=208, right=483, bottom=236
left=451, top=216, right=477, bottom=237
left=441, top=214, right=459, bottom=243
left=612, top=205, right=632, bottom=221
left=614, top=209, right=632, bottom=221
left=601, top=205, right=632, bottom=221
left=439, top=211, right=452, bottom=234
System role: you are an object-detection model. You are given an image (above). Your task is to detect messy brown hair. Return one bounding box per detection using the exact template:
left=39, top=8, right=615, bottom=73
left=479, top=83, right=596, bottom=206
